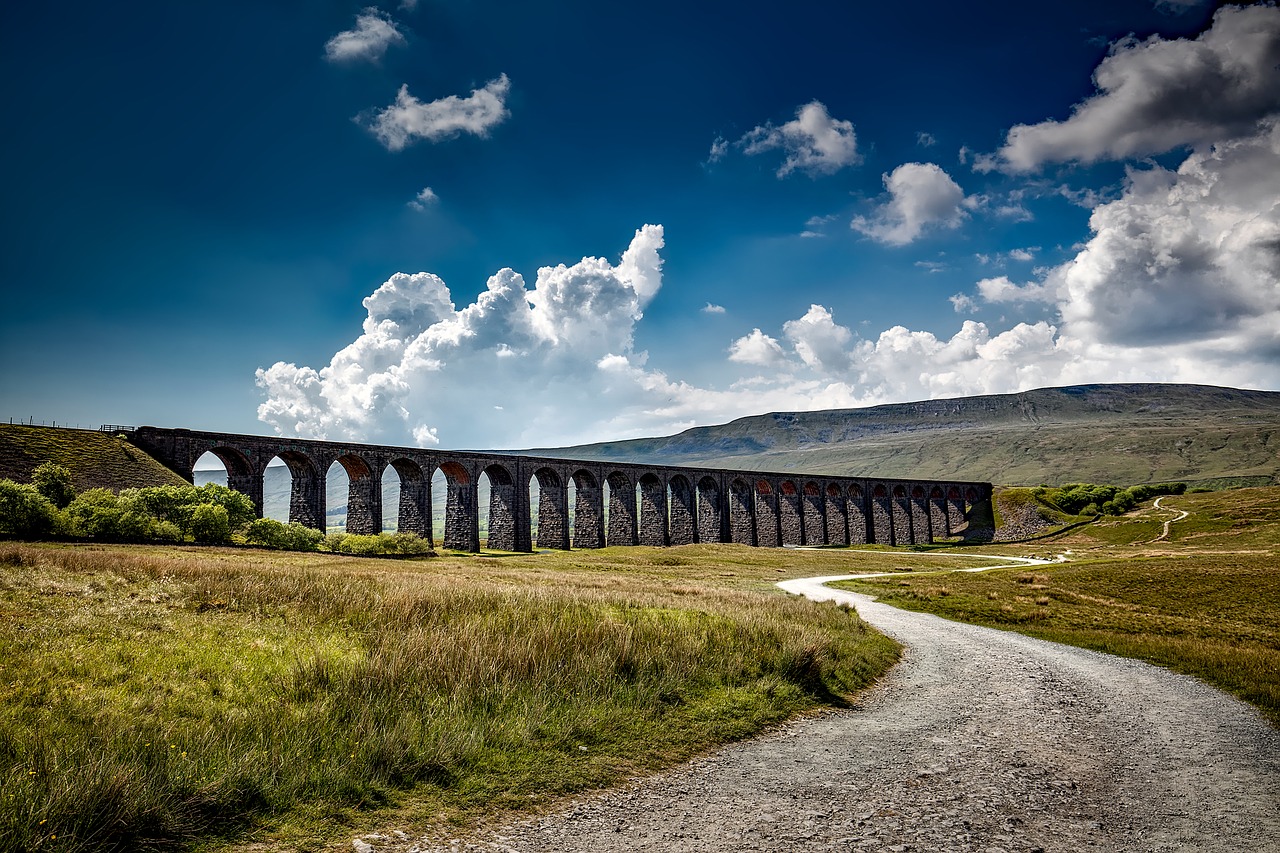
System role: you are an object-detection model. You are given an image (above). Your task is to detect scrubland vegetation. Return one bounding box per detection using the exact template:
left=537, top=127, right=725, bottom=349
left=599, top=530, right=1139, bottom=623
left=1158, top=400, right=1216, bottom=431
left=0, top=543, right=900, bottom=852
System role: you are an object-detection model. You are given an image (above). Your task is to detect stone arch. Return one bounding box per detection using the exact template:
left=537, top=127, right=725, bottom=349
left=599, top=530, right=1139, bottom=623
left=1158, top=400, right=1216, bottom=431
left=198, top=445, right=261, bottom=515
left=946, top=485, right=967, bottom=533
left=272, top=450, right=324, bottom=530
left=928, top=485, right=949, bottom=538
left=755, top=479, right=780, bottom=547
left=605, top=471, right=636, bottom=546
left=870, top=483, right=893, bottom=545
left=697, top=475, right=723, bottom=543
left=847, top=483, right=868, bottom=545
left=482, top=463, right=521, bottom=551
left=439, top=460, right=479, bottom=552
left=909, top=484, right=932, bottom=545
left=387, top=457, right=430, bottom=540
left=668, top=474, right=695, bottom=545
left=778, top=480, right=802, bottom=546
left=637, top=473, right=668, bottom=546
left=891, top=484, right=913, bottom=545
left=802, top=481, right=825, bottom=545
left=532, top=467, right=569, bottom=550
left=825, top=483, right=848, bottom=546
left=728, top=478, right=754, bottom=545
left=571, top=469, right=603, bottom=549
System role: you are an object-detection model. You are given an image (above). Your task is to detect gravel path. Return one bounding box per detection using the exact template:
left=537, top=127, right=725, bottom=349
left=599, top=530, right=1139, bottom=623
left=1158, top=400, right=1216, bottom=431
left=387, top=577, right=1279, bottom=853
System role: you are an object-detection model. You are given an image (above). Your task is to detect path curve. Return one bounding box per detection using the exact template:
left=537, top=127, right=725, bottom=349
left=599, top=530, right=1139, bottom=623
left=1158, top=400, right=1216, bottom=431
left=1152, top=496, right=1190, bottom=542
left=408, top=575, right=1279, bottom=853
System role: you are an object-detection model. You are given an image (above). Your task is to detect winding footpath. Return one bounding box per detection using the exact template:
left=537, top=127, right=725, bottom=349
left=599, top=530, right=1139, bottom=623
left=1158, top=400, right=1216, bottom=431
left=403, top=560, right=1279, bottom=853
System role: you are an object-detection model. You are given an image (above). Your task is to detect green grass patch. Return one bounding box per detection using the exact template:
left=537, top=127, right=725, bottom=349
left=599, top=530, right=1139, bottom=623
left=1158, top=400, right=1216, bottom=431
left=832, top=489, right=1280, bottom=727
left=0, top=542, right=899, bottom=852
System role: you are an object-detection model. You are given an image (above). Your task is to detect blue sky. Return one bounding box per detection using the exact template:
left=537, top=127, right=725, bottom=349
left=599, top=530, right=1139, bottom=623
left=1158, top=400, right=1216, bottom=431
left=3, top=1, right=1277, bottom=450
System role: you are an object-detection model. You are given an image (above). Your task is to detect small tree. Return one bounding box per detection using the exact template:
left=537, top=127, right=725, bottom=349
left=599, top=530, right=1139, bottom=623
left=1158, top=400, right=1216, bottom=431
left=0, top=480, right=65, bottom=539
left=31, top=462, right=76, bottom=509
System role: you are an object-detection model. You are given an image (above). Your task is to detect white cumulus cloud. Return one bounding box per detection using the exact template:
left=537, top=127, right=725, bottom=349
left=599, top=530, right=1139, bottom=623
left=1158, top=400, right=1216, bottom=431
left=325, top=8, right=406, bottom=63
left=257, top=226, right=667, bottom=448
left=366, top=74, right=511, bottom=151
left=851, top=162, right=968, bottom=246
left=739, top=100, right=860, bottom=177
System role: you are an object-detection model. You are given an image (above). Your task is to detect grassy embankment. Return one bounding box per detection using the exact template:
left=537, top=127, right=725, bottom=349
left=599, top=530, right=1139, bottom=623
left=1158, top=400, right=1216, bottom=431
left=833, top=487, right=1280, bottom=727
left=0, top=542, right=925, bottom=853
left=0, top=425, right=186, bottom=493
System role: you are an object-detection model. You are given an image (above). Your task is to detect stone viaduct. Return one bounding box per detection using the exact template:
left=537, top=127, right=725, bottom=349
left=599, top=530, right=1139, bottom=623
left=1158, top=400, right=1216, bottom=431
left=128, top=427, right=993, bottom=553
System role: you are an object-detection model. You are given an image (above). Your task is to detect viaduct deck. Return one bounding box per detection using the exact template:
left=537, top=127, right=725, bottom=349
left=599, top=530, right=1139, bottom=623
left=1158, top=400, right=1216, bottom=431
left=128, top=427, right=993, bottom=553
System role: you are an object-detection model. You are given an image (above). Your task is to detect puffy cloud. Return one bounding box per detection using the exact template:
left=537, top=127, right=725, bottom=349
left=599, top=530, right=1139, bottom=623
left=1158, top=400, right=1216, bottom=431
left=851, top=163, right=968, bottom=245
left=325, top=8, right=405, bottom=63
left=1055, top=119, right=1280, bottom=347
left=783, top=305, right=853, bottom=373
left=728, top=329, right=786, bottom=366
left=257, top=226, right=666, bottom=448
left=976, top=275, right=1057, bottom=305
left=949, top=293, right=979, bottom=314
left=366, top=75, right=511, bottom=151
left=702, top=303, right=726, bottom=314
left=407, top=186, right=438, bottom=210
left=740, top=100, right=860, bottom=177
left=995, top=5, right=1280, bottom=172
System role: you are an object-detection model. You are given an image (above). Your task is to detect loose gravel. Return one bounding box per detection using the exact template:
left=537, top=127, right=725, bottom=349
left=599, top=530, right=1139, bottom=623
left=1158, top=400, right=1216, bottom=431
left=370, top=577, right=1279, bottom=853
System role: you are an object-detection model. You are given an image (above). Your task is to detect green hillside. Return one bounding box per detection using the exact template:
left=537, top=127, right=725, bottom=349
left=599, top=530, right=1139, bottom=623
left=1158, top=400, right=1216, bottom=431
left=534, top=383, right=1280, bottom=486
left=0, top=424, right=185, bottom=491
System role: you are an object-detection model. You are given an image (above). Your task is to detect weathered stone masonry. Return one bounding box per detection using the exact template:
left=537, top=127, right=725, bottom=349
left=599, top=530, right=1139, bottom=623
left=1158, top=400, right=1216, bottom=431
left=129, top=426, right=992, bottom=553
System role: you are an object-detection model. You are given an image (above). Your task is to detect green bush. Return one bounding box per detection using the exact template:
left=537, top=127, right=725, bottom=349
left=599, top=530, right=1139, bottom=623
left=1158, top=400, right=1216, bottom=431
left=0, top=480, right=66, bottom=539
left=334, top=531, right=432, bottom=556
left=243, top=518, right=323, bottom=551
left=31, top=462, right=76, bottom=508
left=1035, top=481, right=1187, bottom=516
left=125, top=483, right=255, bottom=535
left=65, top=489, right=182, bottom=543
left=190, top=503, right=231, bottom=544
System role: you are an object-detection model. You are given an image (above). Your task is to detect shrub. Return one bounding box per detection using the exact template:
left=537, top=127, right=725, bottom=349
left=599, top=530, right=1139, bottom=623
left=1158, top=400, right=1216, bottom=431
left=0, top=480, right=66, bottom=539
left=125, top=483, right=255, bottom=535
left=334, top=531, right=432, bottom=557
left=65, top=489, right=182, bottom=543
left=31, top=462, right=76, bottom=508
left=190, top=503, right=231, bottom=544
left=243, top=518, right=323, bottom=551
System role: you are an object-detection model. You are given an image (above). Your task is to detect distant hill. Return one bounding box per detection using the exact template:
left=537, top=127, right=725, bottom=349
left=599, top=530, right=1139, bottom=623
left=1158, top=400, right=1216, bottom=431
left=531, top=384, right=1280, bottom=487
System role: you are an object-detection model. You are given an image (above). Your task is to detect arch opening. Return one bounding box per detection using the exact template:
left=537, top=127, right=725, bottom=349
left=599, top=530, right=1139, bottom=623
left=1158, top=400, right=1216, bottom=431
left=332, top=453, right=379, bottom=535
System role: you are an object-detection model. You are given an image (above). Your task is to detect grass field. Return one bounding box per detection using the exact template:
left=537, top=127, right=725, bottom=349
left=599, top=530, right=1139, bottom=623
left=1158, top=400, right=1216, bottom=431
left=0, top=542, right=907, bottom=853
left=832, top=487, right=1280, bottom=727
left=4, top=486, right=1277, bottom=851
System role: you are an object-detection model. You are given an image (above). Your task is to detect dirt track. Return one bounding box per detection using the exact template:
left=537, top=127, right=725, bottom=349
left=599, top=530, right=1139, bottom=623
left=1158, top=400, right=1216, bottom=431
left=392, top=578, right=1280, bottom=853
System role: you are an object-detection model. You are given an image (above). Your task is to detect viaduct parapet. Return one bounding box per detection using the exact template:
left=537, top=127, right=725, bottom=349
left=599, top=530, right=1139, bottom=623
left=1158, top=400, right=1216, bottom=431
left=128, top=427, right=993, bottom=553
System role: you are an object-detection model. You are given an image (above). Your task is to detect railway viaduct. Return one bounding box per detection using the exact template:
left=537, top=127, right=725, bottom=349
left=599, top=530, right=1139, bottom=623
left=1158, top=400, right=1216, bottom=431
left=128, top=427, right=993, bottom=553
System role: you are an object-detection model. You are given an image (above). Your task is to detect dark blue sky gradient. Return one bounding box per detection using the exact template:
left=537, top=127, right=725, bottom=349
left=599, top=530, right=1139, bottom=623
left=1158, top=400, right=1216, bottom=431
left=0, top=0, right=1226, bottom=430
